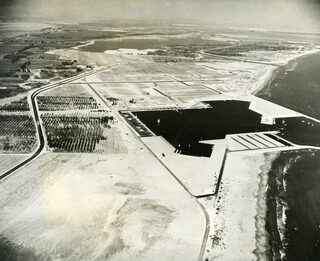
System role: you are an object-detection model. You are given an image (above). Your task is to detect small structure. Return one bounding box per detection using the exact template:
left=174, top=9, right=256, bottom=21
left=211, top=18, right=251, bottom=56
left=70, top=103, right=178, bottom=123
left=261, top=114, right=275, bottom=125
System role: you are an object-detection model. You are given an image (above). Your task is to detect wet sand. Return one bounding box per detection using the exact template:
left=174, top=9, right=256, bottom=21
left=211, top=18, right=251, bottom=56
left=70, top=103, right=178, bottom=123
left=205, top=152, right=278, bottom=261
left=265, top=149, right=320, bottom=261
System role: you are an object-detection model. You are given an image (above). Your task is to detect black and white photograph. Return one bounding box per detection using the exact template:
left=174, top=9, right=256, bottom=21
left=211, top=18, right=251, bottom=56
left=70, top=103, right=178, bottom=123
left=0, top=0, right=320, bottom=260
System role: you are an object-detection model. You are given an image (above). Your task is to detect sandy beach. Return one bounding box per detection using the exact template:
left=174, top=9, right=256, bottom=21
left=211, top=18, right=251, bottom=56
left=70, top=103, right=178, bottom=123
left=204, top=151, right=278, bottom=261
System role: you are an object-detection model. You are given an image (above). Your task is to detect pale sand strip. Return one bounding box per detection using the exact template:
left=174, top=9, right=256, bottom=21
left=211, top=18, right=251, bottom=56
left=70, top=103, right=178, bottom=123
left=205, top=152, right=278, bottom=261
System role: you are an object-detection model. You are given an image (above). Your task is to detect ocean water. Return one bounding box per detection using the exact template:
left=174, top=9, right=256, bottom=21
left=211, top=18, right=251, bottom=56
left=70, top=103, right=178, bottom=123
left=258, top=51, right=320, bottom=260
left=134, top=100, right=275, bottom=157
left=257, top=51, right=320, bottom=120
left=265, top=150, right=320, bottom=261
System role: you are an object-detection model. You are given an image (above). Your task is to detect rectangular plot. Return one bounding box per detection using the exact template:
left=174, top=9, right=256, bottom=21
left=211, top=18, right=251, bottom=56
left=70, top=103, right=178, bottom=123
left=265, top=133, right=292, bottom=147
left=251, top=134, right=277, bottom=148
left=241, top=135, right=267, bottom=149
left=41, top=114, right=113, bottom=153
left=227, top=137, right=249, bottom=151
left=232, top=136, right=257, bottom=149
left=245, top=134, right=271, bottom=148
left=37, top=96, right=98, bottom=111
left=42, top=84, right=92, bottom=97
left=0, top=114, right=37, bottom=153
left=256, top=133, right=284, bottom=147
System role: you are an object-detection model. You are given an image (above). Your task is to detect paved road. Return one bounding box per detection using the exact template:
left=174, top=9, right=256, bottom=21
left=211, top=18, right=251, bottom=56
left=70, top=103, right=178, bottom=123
left=0, top=62, right=215, bottom=261
left=84, top=73, right=212, bottom=261
left=0, top=67, right=109, bottom=180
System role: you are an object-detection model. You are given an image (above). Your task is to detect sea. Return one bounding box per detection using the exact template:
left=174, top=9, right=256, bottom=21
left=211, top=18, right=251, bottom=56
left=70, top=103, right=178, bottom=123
left=257, top=50, right=320, bottom=260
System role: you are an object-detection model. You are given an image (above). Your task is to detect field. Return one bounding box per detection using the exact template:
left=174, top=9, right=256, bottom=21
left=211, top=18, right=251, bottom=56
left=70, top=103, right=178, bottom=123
left=37, top=96, right=99, bottom=111
left=87, top=63, right=171, bottom=82
left=79, top=35, right=230, bottom=52
left=155, top=82, right=218, bottom=101
left=0, top=129, right=205, bottom=260
left=41, top=112, right=127, bottom=153
left=0, top=154, right=29, bottom=175
left=40, top=83, right=92, bottom=97
left=205, top=42, right=306, bottom=60
left=81, top=59, right=276, bottom=109
left=0, top=22, right=101, bottom=99
left=37, top=83, right=101, bottom=111
left=0, top=114, right=37, bottom=153
left=91, top=82, right=174, bottom=109
left=204, top=152, right=278, bottom=261
left=0, top=97, right=29, bottom=112
left=1, top=23, right=320, bottom=261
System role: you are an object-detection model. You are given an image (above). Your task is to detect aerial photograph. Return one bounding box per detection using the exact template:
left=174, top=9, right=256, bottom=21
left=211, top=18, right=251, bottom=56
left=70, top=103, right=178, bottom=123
left=0, top=0, right=320, bottom=260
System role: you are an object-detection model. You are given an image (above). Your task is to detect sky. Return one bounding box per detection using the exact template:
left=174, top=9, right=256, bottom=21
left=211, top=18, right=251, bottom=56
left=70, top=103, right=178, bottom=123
left=0, top=0, right=320, bottom=32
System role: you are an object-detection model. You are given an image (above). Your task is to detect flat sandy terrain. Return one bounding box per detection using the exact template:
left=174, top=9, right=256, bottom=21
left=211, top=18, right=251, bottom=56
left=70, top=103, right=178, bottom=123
left=0, top=154, right=30, bottom=175
left=142, top=136, right=224, bottom=196
left=40, top=83, right=93, bottom=97
left=204, top=151, right=278, bottom=261
left=0, top=124, right=205, bottom=261
left=1, top=26, right=319, bottom=261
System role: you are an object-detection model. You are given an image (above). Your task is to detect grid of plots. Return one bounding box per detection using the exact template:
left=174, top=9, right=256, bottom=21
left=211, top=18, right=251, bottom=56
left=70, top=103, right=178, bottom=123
left=0, top=114, right=37, bottom=152
left=37, top=96, right=99, bottom=111
left=41, top=113, right=113, bottom=153
left=227, top=132, right=292, bottom=151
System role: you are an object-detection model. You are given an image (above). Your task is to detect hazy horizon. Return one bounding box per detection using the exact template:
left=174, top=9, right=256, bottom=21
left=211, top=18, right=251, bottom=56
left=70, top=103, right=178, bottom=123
left=0, top=0, right=320, bottom=33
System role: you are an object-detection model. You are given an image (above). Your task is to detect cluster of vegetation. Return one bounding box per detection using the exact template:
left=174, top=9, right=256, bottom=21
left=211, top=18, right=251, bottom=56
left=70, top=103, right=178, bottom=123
left=0, top=115, right=37, bottom=152
left=37, top=96, right=99, bottom=111
left=41, top=113, right=114, bottom=153
left=0, top=24, right=110, bottom=98
left=0, top=97, right=29, bottom=111
left=206, top=42, right=303, bottom=57
left=0, top=87, right=26, bottom=99
left=147, top=47, right=197, bottom=58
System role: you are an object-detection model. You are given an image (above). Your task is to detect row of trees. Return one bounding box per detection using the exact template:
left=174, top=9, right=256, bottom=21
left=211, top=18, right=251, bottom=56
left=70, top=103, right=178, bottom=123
left=0, top=97, right=29, bottom=111
left=42, top=114, right=112, bottom=153
left=37, top=96, right=99, bottom=111
left=0, top=115, right=37, bottom=152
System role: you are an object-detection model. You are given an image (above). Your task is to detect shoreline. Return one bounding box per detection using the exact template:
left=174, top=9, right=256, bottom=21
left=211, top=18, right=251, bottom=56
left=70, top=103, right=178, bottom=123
left=72, top=40, right=95, bottom=50
left=250, top=65, right=277, bottom=96
left=254, top=152, right=279, bottom=260
left=206, top=152, right=278, bottom=261
left=264, top=149, right=320, bottom=260
left=251, top=48, right=320, bottom=96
